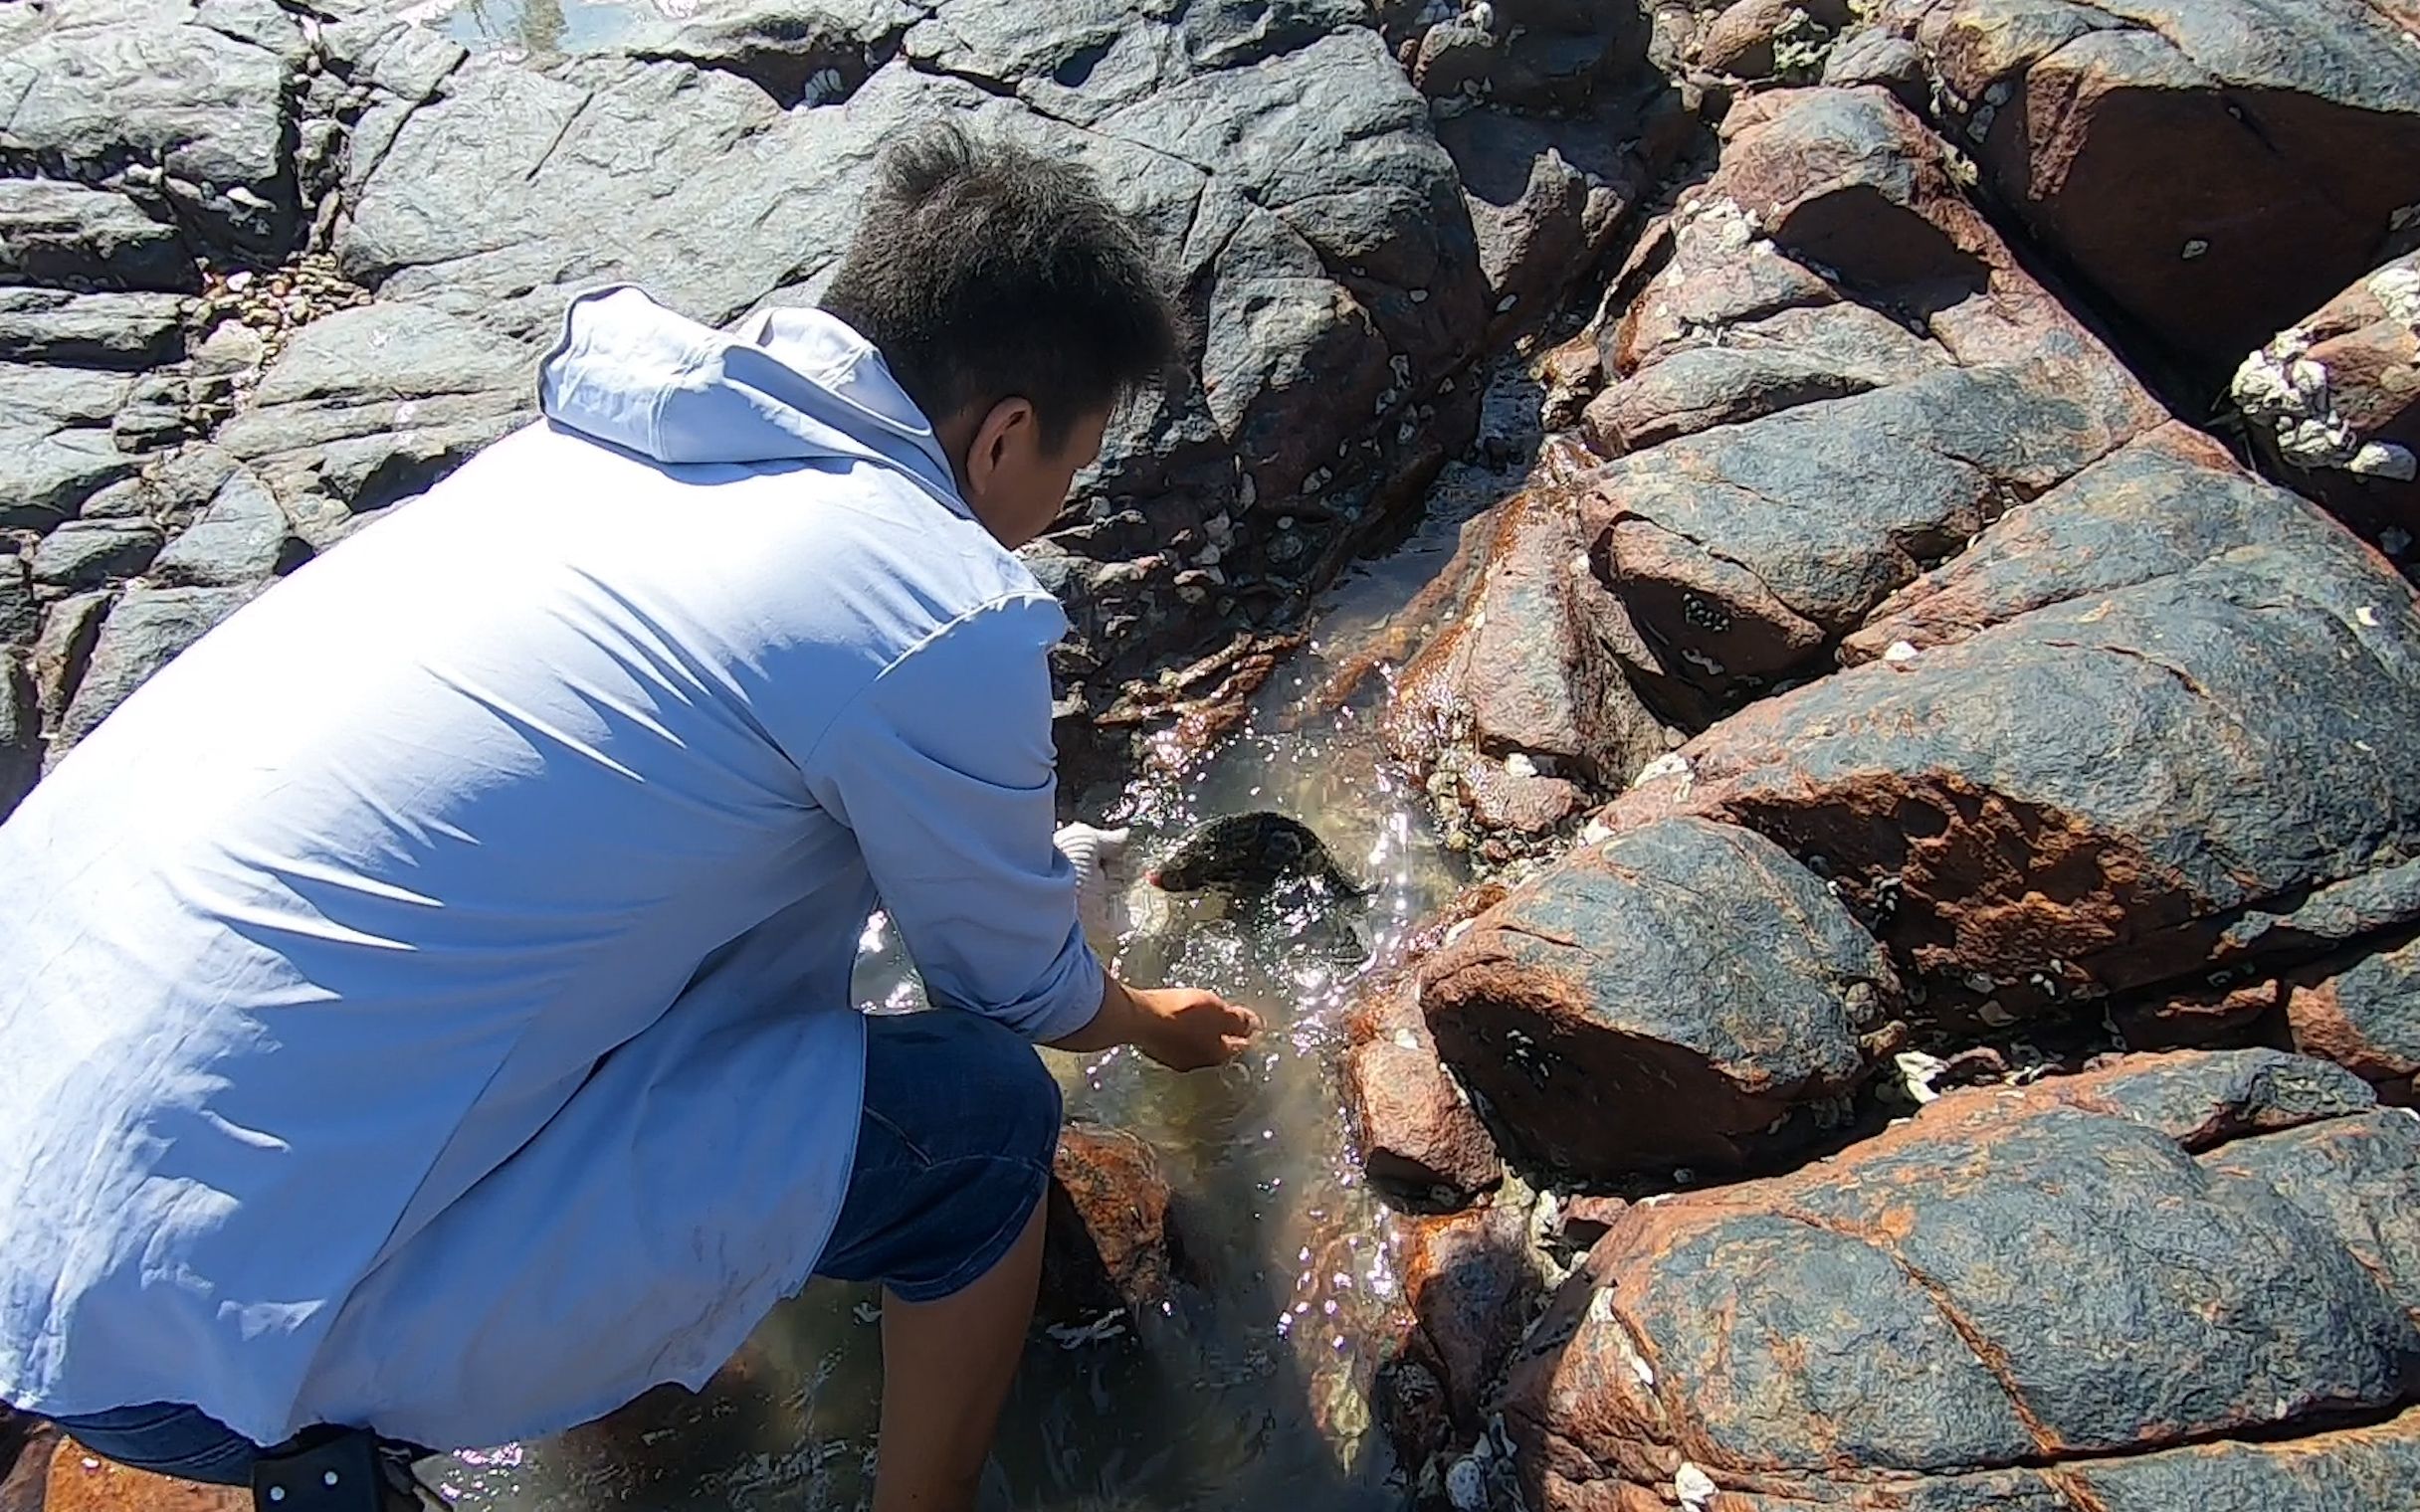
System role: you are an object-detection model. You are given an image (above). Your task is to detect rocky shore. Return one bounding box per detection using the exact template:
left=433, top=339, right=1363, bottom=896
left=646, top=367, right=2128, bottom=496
left=8, top=0, right=2420, bottom=1506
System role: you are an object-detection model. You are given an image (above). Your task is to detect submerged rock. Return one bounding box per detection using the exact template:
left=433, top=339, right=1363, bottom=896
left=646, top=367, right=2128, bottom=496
left=1041, top=1121, right=1185, bottom=1327
left=1343, top=977, right=1504, bottom=1211
left=1420, top=816, right=1900, bottom=1181
left=1378, top=1201, right=1546, bottom=1478
left=1501, top=1059, right=2420, bottom=1509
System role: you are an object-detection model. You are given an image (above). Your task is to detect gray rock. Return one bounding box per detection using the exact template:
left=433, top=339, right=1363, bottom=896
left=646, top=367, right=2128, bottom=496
left=1614, top=440, right=2420, bottom=1028
left=0, top=9, right=302, bottom=255
left=52, top=584, right=257, bottom=761
left=0, top=288, right=189, bottom=369
left=0, top=557, right=36, bottom=645
left=31, top=520, right=166, bottom=589
left=333, top=10, right=1495, bottom=684
left=1420, top=816, right=1900, bottom=1180
left=31, top=589, right=113, bottom=729
left=2206, top=1108, right=2420, bottom=1320
left=1502, top=1079, right=2420, bottom=1509
left=150, top=468, right=298, bottom=586
left=1437, top=105, right=1651, bottom=346
left=0, top=179, right=197, bottom=292
left=213, top=301, right=535, bottom=547
left=617, top=0, right=916, bottom=106
left=0, top=364, right=143, bottom=529
left=0, top=655, right=35, bottom=824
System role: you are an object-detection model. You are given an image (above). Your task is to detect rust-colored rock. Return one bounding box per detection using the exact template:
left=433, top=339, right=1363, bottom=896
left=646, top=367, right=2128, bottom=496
left=1384, top=482, right=1667, bottom=840
left=1, top=1414, right=54, bottom=1512
left=1041, top=1121, right=1183, bottom=1325
left=1574, top=87, right=2162, bottom=720
left=1499, top=1063, right=2420, bottom=1509
left=42, top=1438, right=246, bottom=1512
left=1390, top=1203, right=1547, bottom=1442
left=1889, top=0, right=2420, bottom=376
left=1421, top=817, right=1899, bottom=1181
left=1342, top=977, right=1504, bottom=1211
left=1609, top=430, right=2420, bottom=1029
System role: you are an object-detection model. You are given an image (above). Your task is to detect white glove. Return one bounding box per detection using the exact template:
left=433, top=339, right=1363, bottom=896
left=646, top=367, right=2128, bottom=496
left=1054, top=822, right=1131, bottom=954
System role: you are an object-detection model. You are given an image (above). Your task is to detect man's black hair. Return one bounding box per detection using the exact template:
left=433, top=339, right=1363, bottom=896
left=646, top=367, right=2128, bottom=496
left=821, top=122, right=1187, bottom=450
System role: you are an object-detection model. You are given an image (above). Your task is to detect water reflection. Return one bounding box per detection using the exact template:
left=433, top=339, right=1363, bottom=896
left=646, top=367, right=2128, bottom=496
left=435, top=664, right=1465, bottom=1511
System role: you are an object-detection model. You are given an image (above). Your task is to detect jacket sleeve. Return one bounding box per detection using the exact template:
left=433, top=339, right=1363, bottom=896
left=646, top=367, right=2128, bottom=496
left=794, top=594, right=1106, bottom=1042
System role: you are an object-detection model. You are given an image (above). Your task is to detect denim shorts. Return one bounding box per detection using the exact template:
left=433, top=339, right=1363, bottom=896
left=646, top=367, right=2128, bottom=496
left=49, top=1007, right=1064, bottom=1477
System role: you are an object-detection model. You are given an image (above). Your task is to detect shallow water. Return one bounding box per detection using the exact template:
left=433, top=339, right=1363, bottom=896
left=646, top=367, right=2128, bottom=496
left=429, top=381, right=1549, bottom=1511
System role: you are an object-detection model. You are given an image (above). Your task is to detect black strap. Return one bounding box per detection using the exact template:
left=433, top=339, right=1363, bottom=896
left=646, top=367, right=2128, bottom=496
left=250, top=1427, right=445, bottom=1512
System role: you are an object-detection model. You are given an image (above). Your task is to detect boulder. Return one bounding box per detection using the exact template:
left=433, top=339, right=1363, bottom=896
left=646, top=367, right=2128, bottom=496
left=1041, top=1121, right=1184, bottom=1326
left=616, top=0, right=916, bottom=106
left=149, top=468, right=302, bottom=588
left=2133, top=935, right=2420, bottom=1103
left=0, top=1411, right=54, bottom=1512
left=1342, top=976, right=1504, bottom=1210
left=332, top=5, right=1494, bottom=687
left=1694, top=0, right=1850, bottom=79
left=1886, top=0, right=2420, bottom=377
left=52, top=584, right=258, bottom=763
left=1612, top=429, right=2420, bottom=1030
left=0, top=558, right=38, bottom=647
left=0, top=658, right=37, bottom=826
left=0, top=364, right=143, bottom=531
left=2232, top=250, right=2420, bottom=540
left=31, top=519, right=166, bottom=590
left=2027, top=1046, right=2379, bottom=1149
left=2206, top=1108, right=2420, bottom=1322
left=1574, top=86, right=2163, bottom=721
left=1500, top=1064, right=2420, bottom=1510
left=0, top=179, right=198, bottom=293
left=42, top=1434, right=247, bottom=1512
left=0, top=288, right=189, bottom=369
left=1381, top=1202, right=1546, bottom=1468
left=1407, top=1, right=1646, bottom=116
left=1436, top=105, right=1657, bottom=348
left=32, top=590, right=113, bottom=731
left=2276, top=938, right=2420, bottom=1103
left=0, top=3, right=304, bottom=256
left=1419, top=816, right=1900, bottom=1181
left=1384, top=483, right=1670, bottom=844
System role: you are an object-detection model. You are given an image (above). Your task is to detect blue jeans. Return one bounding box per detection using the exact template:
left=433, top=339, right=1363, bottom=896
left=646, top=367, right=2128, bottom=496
left=50, top=1007, right=1062, bottom=1476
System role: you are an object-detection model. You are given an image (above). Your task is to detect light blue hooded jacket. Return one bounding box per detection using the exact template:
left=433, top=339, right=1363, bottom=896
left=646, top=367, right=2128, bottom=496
left=0, top=286, right=1103, bottom=1449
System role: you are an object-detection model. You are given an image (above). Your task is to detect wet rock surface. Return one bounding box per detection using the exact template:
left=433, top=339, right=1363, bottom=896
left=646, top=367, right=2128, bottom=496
left=1499, top=1059, right=2420, bottom=1510
left=1420, top=816, right=1900, bottom=1181
left=1344, top=976, right=1505, bottom=1212
left=1041, top=1121, right=1185, bottom=1327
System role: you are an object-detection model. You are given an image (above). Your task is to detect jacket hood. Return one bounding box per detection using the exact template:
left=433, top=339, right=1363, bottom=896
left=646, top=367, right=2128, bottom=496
left=535, top=284, right=965, bottom=514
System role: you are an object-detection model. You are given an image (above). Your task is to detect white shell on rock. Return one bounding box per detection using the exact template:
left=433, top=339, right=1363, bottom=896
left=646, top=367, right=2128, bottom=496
left=1883, top=640, right=1920, bottom=662
left=1675, top=1461, right=1718, bottom=1511
left=2351, top=442, right=2418, bottom=481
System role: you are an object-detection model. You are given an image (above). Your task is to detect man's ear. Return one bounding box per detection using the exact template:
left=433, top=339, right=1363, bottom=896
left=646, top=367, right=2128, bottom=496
left=961, top=396, right=1037, bottom=502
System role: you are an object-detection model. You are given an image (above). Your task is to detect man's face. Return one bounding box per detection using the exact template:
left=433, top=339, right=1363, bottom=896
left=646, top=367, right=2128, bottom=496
left=958, top=400, right=1111, bottom=550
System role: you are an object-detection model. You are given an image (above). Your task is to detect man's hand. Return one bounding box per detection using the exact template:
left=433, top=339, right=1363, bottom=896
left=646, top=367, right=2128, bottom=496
left=1125, top=984, right=1261, bottom=1070
left=1048, top=974, right=1261, bottom=1069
